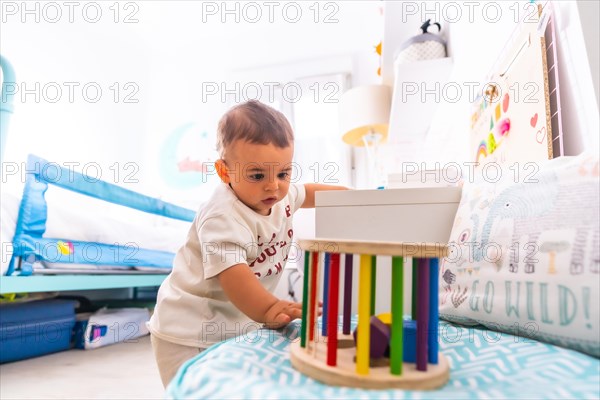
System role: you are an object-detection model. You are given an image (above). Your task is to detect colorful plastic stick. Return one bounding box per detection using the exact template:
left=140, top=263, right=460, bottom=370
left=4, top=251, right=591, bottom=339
left=390, top=256, right=404, bottom=375
left=309, top=251, right=319, bottom=342
left=428, top=258, right=439, bottom=364
left=370, top=255, right=377, bottom=315
left=357, top=254, right=372, bottom=375
left=300, top=250, right=310, bottom=348
left=343, top=254, right=353, bottom=335
left=412, top=257, right=418, bottom=320
left=416, top=258, right=430, bottom=371
left=322, top=253, right=330, bottom=337
left=327, top=253, right=341, bottom=366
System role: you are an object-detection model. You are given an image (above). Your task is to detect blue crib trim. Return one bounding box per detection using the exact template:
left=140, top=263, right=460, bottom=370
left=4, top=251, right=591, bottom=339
left=24, top=155, right=196, bottom=221
left=8, top=154, right=196, bottom=276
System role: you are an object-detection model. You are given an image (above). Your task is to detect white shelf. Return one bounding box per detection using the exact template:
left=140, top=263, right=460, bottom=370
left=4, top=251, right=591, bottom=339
left=381, top=2, right=450, bottom=87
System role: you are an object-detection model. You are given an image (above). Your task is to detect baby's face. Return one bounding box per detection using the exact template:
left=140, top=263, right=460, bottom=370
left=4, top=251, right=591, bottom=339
left=224, top=140, right=294, bottom=216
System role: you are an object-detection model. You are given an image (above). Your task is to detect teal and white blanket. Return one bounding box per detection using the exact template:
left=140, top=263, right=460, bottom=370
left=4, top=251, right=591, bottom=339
left=168, top=320, right=599, bottom=399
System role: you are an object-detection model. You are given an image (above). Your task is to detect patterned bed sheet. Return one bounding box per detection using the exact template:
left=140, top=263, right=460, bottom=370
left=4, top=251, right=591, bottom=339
left=168, top=319, right=600, bottom=399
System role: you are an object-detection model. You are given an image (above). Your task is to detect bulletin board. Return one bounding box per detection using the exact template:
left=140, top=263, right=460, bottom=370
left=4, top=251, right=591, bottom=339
left=470, top=4, right=553, bottom=167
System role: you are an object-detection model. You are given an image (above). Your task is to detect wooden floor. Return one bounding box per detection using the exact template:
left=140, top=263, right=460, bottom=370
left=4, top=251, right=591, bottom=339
left=0, top=335, right=164, bottom=399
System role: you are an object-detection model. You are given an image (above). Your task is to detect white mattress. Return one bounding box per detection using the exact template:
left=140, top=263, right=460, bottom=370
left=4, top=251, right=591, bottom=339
left=1, top=192, right=191, bottom=275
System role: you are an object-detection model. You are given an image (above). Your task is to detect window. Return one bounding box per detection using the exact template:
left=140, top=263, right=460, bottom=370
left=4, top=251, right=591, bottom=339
left=290, top=73, right=351, bottom=187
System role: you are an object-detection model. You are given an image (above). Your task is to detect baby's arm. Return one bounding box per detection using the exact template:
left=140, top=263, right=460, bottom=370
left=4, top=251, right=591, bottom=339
left=218, top=263, right=302, bottom=329
left=301, top=183, right=350, bottom=208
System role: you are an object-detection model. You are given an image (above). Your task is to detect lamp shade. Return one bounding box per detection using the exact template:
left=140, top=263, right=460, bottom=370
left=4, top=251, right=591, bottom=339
left=339, top=85, right=392, bottom=146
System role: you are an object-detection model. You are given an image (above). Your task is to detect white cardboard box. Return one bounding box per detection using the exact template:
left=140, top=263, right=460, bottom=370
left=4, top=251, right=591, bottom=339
left=315, top=187, right=462, bottom=244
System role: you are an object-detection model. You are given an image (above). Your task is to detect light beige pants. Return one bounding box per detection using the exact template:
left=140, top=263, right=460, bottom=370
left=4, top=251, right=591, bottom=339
left=150, top=334, right=205, bottom=388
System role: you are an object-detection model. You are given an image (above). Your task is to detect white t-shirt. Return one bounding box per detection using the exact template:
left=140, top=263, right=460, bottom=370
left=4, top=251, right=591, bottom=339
left=148, top=183, right=306, bottom=348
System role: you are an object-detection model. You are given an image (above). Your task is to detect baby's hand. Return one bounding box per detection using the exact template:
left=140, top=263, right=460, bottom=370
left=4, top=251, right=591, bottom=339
left=263, top=300, right=302, bottom=329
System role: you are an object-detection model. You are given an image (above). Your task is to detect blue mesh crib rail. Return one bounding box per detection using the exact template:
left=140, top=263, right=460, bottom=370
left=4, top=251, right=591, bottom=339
left=8, top=154, right=196, bottom=276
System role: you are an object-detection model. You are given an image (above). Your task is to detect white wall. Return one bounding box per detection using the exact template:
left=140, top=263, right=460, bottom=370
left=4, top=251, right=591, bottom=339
left=378, top=0, right=599, bottom=177
left=1, top=20, right=152, bottom=192
left=2, top=1, right=596, bottom=218
left=1, top=1, right=386, bottom=299
left=576, top=0, right=600, bottom=114
left=1, top=1, right=384, bottom=205
left=553, top=0, right=599, bottom=154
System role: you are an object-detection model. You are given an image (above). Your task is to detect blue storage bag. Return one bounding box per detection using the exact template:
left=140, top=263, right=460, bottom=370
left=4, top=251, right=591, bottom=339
left=0, top=299, right=76, bottom=363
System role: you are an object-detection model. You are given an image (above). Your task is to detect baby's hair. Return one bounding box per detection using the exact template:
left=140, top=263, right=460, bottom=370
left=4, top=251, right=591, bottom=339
left=216, top=100, right=294, bottom=159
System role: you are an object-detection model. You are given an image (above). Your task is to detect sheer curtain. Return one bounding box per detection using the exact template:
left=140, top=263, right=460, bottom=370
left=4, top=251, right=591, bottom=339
left=290, top=73, right=351, bottom=188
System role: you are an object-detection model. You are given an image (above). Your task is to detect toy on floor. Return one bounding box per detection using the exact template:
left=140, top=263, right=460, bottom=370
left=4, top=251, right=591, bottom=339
left=290, top=238, right=449, bottom=390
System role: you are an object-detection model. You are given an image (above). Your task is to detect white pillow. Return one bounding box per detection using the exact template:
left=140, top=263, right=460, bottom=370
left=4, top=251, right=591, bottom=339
left=440, top=153, right=600, bottom=357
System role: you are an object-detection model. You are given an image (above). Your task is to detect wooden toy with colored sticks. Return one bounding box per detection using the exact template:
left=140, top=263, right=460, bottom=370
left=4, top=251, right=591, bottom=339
left=290, top=238, right=449, bottom=390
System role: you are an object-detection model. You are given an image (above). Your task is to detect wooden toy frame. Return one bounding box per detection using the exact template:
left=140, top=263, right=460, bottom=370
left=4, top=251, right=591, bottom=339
left=290, top=238, right=450, bottom=390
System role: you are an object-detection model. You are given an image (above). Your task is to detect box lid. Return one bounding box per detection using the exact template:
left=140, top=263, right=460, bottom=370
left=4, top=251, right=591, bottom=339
left=315, top=187, right=462, bottom=207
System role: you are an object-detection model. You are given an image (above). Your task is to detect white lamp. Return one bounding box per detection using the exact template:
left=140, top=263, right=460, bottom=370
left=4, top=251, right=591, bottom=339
left=339, top=85, right=392, bottom=187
